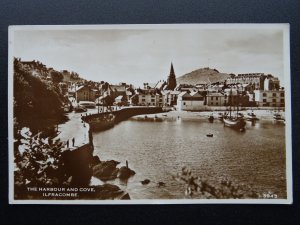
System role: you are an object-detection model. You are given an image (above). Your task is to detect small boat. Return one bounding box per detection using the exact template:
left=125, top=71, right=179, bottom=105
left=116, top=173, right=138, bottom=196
left=206, top=133, right=213, bottom=137
left=245, top=111, right=259, bottom=121
left=208, top=114, right=214, bottom=123
left=217, top=112, right=224, bottom=121
left=157, top=181, right=166, bottom=187
left=141, top=179, right=150, bottom=185
left=237, top=112, right=244, bottom=118
left=273, top=113, right=284, bottom=121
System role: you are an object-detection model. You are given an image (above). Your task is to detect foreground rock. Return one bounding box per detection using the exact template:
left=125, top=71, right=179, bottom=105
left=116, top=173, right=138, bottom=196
left=118, top=166, right=136, bottom=180
left=92, top=160, right=136, bottom=181
left=92, top=160, right=120, bottom=181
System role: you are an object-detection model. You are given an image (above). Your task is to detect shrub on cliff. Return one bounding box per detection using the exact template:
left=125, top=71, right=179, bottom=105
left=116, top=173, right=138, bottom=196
left=14, top=127, right=67, bottom=198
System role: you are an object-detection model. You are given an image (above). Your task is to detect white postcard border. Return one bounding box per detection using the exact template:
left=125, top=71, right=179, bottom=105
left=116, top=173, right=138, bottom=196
left=8, top=24, right=293, bottom=204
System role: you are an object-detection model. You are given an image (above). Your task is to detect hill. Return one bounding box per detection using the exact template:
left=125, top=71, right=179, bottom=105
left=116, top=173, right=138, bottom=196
left=177, top=67, right=232, bottom=85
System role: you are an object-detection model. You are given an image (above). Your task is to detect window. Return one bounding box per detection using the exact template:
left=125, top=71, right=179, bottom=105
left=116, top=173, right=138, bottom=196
left=263, top=99, right=266, bottom=102
left=211, top=97, right=214, bottom=100
left=280, top=99, right=284, bottom=103
left=151, top=99, right=155, bottom=102
left=273, top=93, right=276, bottom=97
left=280, top=93, right=284, bottom=97
left=216, top=97, right=218, bottom=100
left=272, top=99, right=276, bottom=102
left=142, top=99, right=145, bottom=102
left=263, top=93, right=267, bottom=97
left=183, top=102, right=186, bottom=105
left=216, top=102, right=218, bottom=105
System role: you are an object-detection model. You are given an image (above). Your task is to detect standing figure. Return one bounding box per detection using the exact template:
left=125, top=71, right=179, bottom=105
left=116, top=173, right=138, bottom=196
left=66, top=140, right=69, bottom=148
left=72, top=137, right=75, bottom=147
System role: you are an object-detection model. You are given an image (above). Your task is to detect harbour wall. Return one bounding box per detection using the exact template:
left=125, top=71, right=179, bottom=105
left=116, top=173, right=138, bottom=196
left=83, top=106, right=164, bottom=124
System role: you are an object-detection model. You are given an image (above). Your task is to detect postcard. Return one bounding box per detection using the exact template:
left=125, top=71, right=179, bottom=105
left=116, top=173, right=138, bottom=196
left=8, top=24, right=292, bottom=204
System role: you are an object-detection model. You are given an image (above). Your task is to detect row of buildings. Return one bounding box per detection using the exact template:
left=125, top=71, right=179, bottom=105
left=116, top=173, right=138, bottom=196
left=67, top=63, right=285, bottom=111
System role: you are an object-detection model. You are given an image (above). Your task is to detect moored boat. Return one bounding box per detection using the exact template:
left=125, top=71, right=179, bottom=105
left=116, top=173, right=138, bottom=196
left=217, top=112, right=224, bottom=121
left=245, top=111, right=259, bottom=121
left=273, top=113, right=284, bottom=121
left=223, top=89, right=246, bottom=131
left=223, top=117, right=246, bottom=130
left=208, top=114, right=214, bottom=123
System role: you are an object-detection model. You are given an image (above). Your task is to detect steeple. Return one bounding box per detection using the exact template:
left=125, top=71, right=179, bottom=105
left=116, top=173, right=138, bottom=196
left=167, top=62, right=177, bottom=90
left=170, top=63, right=175, bottom=76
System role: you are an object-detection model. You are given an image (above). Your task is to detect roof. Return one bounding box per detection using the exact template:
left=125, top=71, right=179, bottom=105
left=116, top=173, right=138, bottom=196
left=190, top=92, right=203, bottom=97
left=178, top=92, right=190, bottom=97
left=115, top=95, right=124, bottom=100
left=206, top=92, right=224, bottom=97
left=75, top=86, right=86, bottom=92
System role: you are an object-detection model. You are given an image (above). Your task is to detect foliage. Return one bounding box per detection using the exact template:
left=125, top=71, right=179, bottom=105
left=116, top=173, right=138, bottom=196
left=50, top=71, right=63, bottom=83
left=14, top=127, right=66, bottom=189
left=14, top=58, right=67, bottom=133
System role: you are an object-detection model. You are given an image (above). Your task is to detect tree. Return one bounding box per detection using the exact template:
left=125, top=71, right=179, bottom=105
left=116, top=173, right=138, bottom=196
left=50, top=71, right=63, bottom=83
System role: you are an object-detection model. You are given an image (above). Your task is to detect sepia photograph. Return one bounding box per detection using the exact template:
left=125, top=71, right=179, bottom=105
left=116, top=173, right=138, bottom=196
left=8, top=24, right=292, bottom=204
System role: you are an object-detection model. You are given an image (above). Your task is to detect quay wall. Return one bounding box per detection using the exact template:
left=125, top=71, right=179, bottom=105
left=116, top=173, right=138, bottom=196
left=83, top=106, right=164, bottom=124
left=113, top=107, right=163, bottom=123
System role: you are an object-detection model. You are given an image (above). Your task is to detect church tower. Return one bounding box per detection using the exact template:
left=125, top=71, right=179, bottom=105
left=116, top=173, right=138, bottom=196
left=166, top=63, right=177, bottom=90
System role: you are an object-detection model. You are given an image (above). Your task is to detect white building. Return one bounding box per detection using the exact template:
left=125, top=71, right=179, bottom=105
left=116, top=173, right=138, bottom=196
left=133, top=90, right=164, bottom=106
left=162, top=90, right=180, bottom=106
left=254, top=90, right=285, bottom=107
left=177, top=92, right=204, bottom=111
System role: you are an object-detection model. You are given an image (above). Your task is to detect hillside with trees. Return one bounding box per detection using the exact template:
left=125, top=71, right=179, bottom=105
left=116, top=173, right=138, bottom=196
left=13, top=58, right=68, bottom=134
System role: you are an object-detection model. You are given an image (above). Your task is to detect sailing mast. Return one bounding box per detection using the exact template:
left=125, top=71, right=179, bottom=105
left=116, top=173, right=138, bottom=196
left=229, top=87, right=232, bottom=118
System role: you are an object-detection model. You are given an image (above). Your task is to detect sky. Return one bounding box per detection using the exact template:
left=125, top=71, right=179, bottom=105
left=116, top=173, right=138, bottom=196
left=13, top=25, right=287, bottom=87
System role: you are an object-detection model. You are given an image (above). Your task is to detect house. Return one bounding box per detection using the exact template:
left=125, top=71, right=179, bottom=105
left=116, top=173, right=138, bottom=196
left=206, top=92, right=226, bottom=106
left=133, top=88, right=164, bottom=106
left=75, top=85, right=98, bottom=102
left=177, top=91, right=205, bottom=111
left=162, top=90, right=180, bottom=106
left=254, top=89, right=285, bottom=107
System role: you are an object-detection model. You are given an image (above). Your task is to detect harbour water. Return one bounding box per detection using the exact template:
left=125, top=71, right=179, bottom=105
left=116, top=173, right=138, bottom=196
left=92, top=112, right=286, bottom=199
